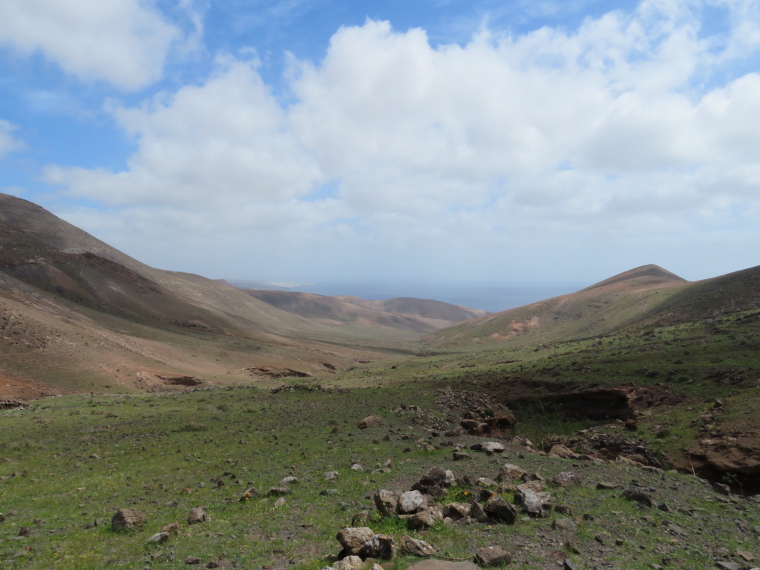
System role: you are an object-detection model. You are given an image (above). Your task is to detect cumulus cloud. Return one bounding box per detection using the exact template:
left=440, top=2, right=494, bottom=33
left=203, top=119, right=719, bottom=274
left=0, top=0, right=180, bottom=89
left=0, top=120, right=24, bottom=157
left=45, top=0, right=760, bottom=282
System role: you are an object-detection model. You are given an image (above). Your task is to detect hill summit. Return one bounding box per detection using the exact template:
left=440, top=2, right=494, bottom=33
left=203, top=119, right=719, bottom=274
left=582, top=264, right=687, bottom=292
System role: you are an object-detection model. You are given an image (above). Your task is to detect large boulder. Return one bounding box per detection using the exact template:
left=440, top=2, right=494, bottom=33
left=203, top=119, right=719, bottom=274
left=358, top=534, right=395, bottom=560
left=336, top=527, right=376, bottom=555
left=484, top=494, right=518, bottom=524
left=397, top=490, right=427, bottom=514
left=358, top=415, right=385, bottom=429
left=373, top=489, right=399, bottom=516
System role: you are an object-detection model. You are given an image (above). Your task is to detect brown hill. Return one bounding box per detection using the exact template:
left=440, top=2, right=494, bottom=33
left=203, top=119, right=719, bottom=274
left=244, top=290, right=486, bottom=332
left=423, top=264, right=691, bottom=346
left=0, top=194, right=425, bottom=397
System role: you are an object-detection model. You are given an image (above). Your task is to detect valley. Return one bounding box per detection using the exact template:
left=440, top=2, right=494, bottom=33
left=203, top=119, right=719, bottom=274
left=1, top=192, right=759, bottom=569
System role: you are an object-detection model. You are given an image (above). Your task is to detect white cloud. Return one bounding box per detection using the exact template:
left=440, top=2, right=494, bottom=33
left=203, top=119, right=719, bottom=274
left=44, top=1, right=760, bottom=283
left=0, top=0, right=180, bottom=89
left=0, top=120, right=24, bottom=157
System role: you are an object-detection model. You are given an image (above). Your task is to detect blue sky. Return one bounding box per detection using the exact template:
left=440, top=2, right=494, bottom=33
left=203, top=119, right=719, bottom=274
left=1, top=0, right=759, bottom=298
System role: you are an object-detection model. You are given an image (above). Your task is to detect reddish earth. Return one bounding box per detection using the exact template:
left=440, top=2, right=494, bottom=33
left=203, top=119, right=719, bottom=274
left=0, top=375, right=71, bottom=400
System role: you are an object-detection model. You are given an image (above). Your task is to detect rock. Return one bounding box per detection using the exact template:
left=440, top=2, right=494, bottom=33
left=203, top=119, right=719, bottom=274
left=336, top=527, right=376, bottom=555
left=621, top=488, right=655, bottom=508
left=280, top=476, right=299, bottom=485
left=274, top=497, right=286, bottom=507
left=358, top=415, right=385, bottom=429
left=477, top=477, right=498, bottom=488
left=596, top=481, right=620, bottom=490
left=519, top=488, right=552, bottom=517
left=351, top=511, right=370, bottom=526
left=406, top=562, right=479, bottom=570
left=185, top=556, right=201, bottom=565
left=240, top=487, right=260, bottom=502
left=147, top=532, right=169, bottom=544
left=715, top=563, right=741, bottom=570
left=481, top=442, right=506, bottom=455
left=187, top=508, right=210, bottom=524
left=564, top=560, right=581, bottom=570
left=548, top=445, right=578, bottom=459
left=408, top=509, right=441, bottom=530
left=358, top=533, right=395, bottom=560
left=325, top=471, right=340, bottom=480
left=111, top=508, right=146, bottom=531
left=497, top=464, right=526, bottom=482
left=162, top=523, right=180, bottom=535
left=470, top=501, right=489, bottom=523
left=400, top=536, right=435, bottom=556
left=334, top=556, right=365, bottom=570
left=553, top=518, right=579, bottom=533
left=713, top=482, right=731, bottom=495
left=625, top=419, right=638, bottom=431
left=443, top=502, right=471, bottom=521
left=350, top=463, right=364, bottom=472
left=373, top=489, right=400, bottom=516
left=735, top=550, right=755, bottom=561
left=452, top=451, right=471, bottom=461
left=267, top=487, right=290, bottom=497
left=474, top=545, right=512, bottom=566
left=321, top=489, right=339, bottom=496
left=484, top=494, right=518, bottom=524
left=553, top=472, right=582, bottom=487
left=398, top=490, right=427, bottom=514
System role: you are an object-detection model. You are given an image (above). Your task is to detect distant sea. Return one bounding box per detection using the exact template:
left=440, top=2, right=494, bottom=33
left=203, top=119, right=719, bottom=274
left=229, top=280, right=583, bottom=313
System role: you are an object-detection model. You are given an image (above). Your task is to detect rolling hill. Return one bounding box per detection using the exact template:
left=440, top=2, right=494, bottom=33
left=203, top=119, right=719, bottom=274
left=423, top=263, right=760, bottom=346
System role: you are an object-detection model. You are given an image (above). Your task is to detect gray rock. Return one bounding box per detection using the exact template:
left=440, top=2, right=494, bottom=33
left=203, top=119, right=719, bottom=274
left=324, top=471, right=339, bottom=480
left=267, top=487, right=290, bottom=497
left=239, top=487, right=260, bottom=502
left=519, top=488, right=552, bottom=517
left=400, top=535, right=436, bottom=557
left=621, top=488, right=655, bottom=508
left=187, top=507, right=210, bottom=524
left=564, top=560, right=580, bottom=570
left=553, top=472, right=582, bottom=487
left=321, top=489, right=339, bottom=496
left=474, top=545, right=512, bottom=566
left=336, top=527, right=375, bottom=555
left=443, top=502, right=471, bottom=521
left=408, top=509, right=441, bottom=530
left=350, top=463, right=364, bottom=472
left=111, top=508, right=146, bottom=531
left=553, top=518, right=579, bottom=533
left=147, top=532, right=169, bottom=544
left=333, top=556, right=364, bottom=570
left=470, top=501, right=489, bottom=523
left=497, top=464, right=526, bottom=482
left=596, top=481, right=620, bottom=490
left=280, top=476, right=299, bottom=485
left=373, top=489, right=399, bottom=516
left=477, top=477, right=498, bottom=488
left=398, top=490, right=427, bottom=514
left=358, top=533, right=395, bottom=560
left=481, top=441, right=506, bottom=455
left=484, top=494, right=518, bottom=524
left=452, top=451, right=471, bottom=461
left=358, top=415, right=385, bottom=429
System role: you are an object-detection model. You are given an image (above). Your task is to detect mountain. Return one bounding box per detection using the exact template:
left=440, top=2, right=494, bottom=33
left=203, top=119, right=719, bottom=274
left=243, top=290, right=487, bottom=332
left=422, top=263, right=743, bottom=346
left=0, top=194, right=428, bottom=397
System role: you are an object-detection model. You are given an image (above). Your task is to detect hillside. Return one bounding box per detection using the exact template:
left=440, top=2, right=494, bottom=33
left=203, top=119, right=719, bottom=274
left=423, top=264, right=691, bottom=346
left=244, top=290, right=487, bottom=332
left=0, top=194, right=427, bottom=397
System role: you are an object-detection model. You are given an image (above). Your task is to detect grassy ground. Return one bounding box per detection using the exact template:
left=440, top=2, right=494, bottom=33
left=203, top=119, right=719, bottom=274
left=1, top=381, right=759, bottom=569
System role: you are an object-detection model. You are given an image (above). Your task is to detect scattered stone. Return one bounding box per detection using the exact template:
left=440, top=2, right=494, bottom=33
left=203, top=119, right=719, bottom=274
left=147, top=532, right=169, bottom=544
left=280, top=476, right=299, bottom=485
left=111, top=508, right=146, bottom=531
left=187, top=508, right=210, bottom=524
left=240, top=487, right=260, bottom=502
left=481, top=442, right=506, bottom=455
left=358, top=415, right=385, bottom=429
left=564, top=560, right=581, bottom=570
left=553, top=472, right=582, bottom=487
left=497, top=464, right=526, bottom=482
left=274, top=497, right=286, bottom=508
left=373, top=489, right=400, bottom=516
left=162, top=523, right=180, bottom=535
left=398, top=490, right=427, bottom=514
left=324, top=471, right=339, bottom=481
left=484, top=494, right=518, bottom=524
left=358, top=533, right=395, bottom=560
left=400, top=536, right=435, bottom=557
left=519, top=488, right=552, bottom=517
left=470, top=501, right=489, bottom=523
left=735, top=550, right=755, bottom=561
left=443, top=503, right=471, bottom=521
left=552, top=518, right=579, bottom=533
left=715, top=563, right=741, bottom=570
left=350, top=463, right=365, bottom=472
left=351, top=511, right=370, bottom=526
left=408, top=509, right=441, bottom=530
left=474, top=545, right=512, bottom=566
left=477, top=477, right=498, bottom=488
left=321, top=489, right=339, bottom=496
left=333, top=556, right=364, bottom=570
left=596, top=482, right=620, bottom=490
left=185, top=556, right=200, bottom=565
left=621, top=488, right=655, bottom=508
left=452, top=451, right=471, bottom=461
left=267, top=487, right=290, bottom=497
left=336, top=527, right=375, bottom=556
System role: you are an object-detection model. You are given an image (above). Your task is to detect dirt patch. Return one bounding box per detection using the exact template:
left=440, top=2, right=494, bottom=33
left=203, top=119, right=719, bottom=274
left=0, top=375, right=69, bottom=400
left=157, top=375, right=205, bottom=387
left=246, top=367, right=312, bottom=379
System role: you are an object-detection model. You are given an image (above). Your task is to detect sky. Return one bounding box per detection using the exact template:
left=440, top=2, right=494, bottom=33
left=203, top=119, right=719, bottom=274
left=1, top=0, right=759, bottom=303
